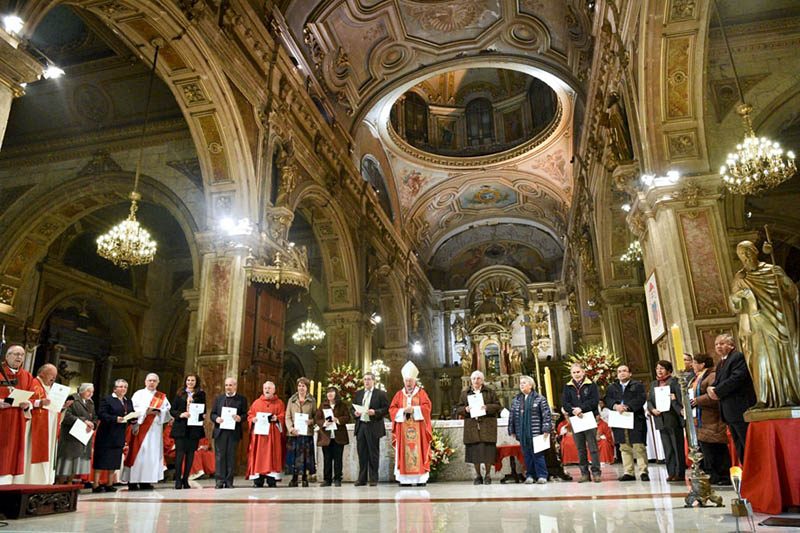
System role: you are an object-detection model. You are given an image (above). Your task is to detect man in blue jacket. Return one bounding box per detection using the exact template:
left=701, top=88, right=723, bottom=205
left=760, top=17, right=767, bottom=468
left=561, top=363, right=602, bottom=482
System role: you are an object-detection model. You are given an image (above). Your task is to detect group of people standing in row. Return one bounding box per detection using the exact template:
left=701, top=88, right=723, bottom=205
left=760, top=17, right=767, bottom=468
left=1, top=332, right=754, bottom=489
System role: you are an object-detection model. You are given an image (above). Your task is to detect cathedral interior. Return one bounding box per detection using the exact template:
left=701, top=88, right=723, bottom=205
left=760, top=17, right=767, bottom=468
left=1, top=0, right=799, bottom=415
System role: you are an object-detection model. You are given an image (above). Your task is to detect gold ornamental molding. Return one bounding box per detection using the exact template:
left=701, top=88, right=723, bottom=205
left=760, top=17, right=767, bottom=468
left=244, top=246, right=311, bottom=297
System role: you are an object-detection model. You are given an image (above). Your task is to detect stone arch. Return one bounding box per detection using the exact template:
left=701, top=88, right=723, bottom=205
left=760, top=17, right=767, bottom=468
left=17, top=0, right=258, bottom=220
left=288, top=183, right=360, bottom=310
left=0, top=173, right=201, bottom=317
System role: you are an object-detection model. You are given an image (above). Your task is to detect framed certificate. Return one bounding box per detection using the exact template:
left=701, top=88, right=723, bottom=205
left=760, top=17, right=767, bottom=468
left=645, top=270, right=666, bottom=343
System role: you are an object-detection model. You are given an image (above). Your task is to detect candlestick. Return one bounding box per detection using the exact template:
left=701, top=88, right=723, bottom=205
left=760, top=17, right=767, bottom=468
left=544, top=366, right=555, bottom=408
left=309, top=379, right=315, bottom=396
left=671, top=324, right=685, bottom=371
left=317, top=383, right=322, bottom=407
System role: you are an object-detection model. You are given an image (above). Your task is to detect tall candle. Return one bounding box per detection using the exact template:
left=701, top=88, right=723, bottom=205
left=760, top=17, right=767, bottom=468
left=544, top=366, right=555, bottom=408
left=317, top=383, right=323, bottom=407
left=309, top=380, right=315, bottom=396
left=671, top=324, right=685, bottom=371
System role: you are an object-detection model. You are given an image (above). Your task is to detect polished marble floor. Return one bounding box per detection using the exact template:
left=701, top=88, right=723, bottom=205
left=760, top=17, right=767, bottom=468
left=3, top=465, right=795, bottom=532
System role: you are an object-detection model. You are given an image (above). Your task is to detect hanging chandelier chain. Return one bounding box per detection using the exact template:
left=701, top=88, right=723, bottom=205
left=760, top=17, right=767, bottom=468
left=712, top=0, right=745, bottom=106
left=133, top=42, right=161, bottom=194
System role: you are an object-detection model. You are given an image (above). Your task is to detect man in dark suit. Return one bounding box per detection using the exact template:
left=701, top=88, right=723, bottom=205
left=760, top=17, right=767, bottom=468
left=351, top=372, right=389, bottom=486
left=708, top=333, right=755, bottom=463
left=211, top=377, right=248, bottom=489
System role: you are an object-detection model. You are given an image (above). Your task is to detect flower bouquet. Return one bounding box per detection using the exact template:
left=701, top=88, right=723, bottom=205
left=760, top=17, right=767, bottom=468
left=325, top=363, right=363, bottom=403
left=563, top=343, right=622, bottom=391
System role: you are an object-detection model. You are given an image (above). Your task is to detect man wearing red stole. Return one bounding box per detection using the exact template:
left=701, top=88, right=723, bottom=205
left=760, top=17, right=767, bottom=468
left=390, top=361, right=433, bottom=487
left=21, top=364, right=59, bottom=484
left=0, top=344, right=34, bottom=485
left=123, top=373, right=171, bottom=490
left=246, top=381, right=286, bottom=487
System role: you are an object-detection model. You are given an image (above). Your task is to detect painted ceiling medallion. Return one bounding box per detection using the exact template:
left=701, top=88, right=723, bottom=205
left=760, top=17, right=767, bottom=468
left=404, top=0, right=490, bottom=32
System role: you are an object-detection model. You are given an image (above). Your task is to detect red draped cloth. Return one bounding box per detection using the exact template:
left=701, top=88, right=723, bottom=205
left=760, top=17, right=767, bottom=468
left=124, top=391, right=167, bottom=468
left=741, top=419, right=800, bottom=514
left=493, top=444, right=526, bottom=472
left=389, top=387, right=433, bottom=479
left=190, top=438, right=215, bottom=476
left=29, top=378, right=51, bottom=464
left=0, top=363, right=34, bottom=477
left=245, top=396, right=286, bottom=478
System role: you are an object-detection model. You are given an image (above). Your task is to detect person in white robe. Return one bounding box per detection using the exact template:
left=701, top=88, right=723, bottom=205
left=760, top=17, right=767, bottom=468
left=122, top=373, right=171, bottom=490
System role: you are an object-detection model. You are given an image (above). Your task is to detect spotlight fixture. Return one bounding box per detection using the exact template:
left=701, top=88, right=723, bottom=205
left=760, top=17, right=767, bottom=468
left=2, top=14, right=24, bottom=34
left=411, top=341, right=423, bottom=355
left=42, top=64, right=65, bottom=79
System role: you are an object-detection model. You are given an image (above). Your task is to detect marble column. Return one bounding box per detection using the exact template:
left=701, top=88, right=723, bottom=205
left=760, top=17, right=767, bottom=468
left=323, top=309, right=364, bottom=367
left=443, top=309, right=452, bottom=366
left=182, top=288, right=200, bottom=373
left=629, top=175, right=738, bottom=364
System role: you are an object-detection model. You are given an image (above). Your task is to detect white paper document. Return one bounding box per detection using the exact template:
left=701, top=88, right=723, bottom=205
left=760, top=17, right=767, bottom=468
left=6, top=388, right=33, bottom=406
left=188, top=403, right=205, bottom=426
left=294, top=412, right=309, bottom=436
left=254, top=412, right=271, bottom=435
left=220, top=406, right=237, bottom=430
left=122, top=411, right=141, bottom=423
left=608, top=410, right=634, bottom=429
left=654, top=386, right=672, bottom=412
left=467, top=393, right=486, bottom=418
left=688, top=388, right=696, bottom=418
left=569, top=413, right=598, bottom=434
left=352, top=404, right=366, bottom=417
left=394, top=408, right=405, bottom=423
left=533, top=432, right=551, bottom=453
left=413, top=406, right=424, bottom=421
left=46, top=383, right=71, bottom=413
left=69, top=418, right=94, bottom=445
left=322, top=408, right=337, bottom=431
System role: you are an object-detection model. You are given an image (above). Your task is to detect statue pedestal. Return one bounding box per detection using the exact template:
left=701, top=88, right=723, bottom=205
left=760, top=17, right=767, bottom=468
left=740, top=417, right=800, bottom=514
left=743, top=405, right=800, bottom=422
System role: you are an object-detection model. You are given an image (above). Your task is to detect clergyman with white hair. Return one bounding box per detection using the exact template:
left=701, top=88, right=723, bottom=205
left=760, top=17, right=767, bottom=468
left=455, top=370, right=502, bottom=484
left=122, top=373, right=171, bottom=490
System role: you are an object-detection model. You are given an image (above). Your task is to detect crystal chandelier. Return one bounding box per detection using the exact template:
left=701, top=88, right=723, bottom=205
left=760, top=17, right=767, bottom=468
left=97, top=42, right=162, bottom=268
left=292, top=306, right=326, bottom=347
left=713, top=1, right=796, bottom=196
left=620, top=240, right=642, bottom=263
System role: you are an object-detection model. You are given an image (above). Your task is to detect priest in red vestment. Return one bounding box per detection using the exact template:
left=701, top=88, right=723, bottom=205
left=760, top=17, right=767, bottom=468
left=389, top=361, right=433, bottom=486
left=20, top=364, right=59, bottom=484
left=246, top=381, right=286, bottom=487
left=0, top=344, right=34, bottom=484
left=596, top=418, right=616, bottom=464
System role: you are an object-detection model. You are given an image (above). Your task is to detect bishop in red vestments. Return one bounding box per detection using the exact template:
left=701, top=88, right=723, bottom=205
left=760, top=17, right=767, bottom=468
left=0, top=344, right=34, bottom=484
left=246, top=381, right=286, bottom=487
left=390, top=361, right=433, bottom=486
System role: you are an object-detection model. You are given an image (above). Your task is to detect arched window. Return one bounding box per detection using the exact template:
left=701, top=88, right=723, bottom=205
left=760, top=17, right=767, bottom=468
left=466, top=98, right=494, bottom=146
left=528, top=78, right=557, bottom=134
left=404, top=92, right=429, bottom=145
left=360, top=155, right=394, bottom=221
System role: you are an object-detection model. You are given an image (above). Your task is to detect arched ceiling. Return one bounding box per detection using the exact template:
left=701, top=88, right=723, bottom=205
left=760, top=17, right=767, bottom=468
left=280, top=0, right=587, bottom=287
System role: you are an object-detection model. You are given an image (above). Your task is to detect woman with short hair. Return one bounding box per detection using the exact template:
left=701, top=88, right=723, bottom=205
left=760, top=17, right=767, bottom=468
left=455, top=370, right=502, bottom=484
left=315, top=386, right=350, bottom=486
left=647, top=360, right=685, bottom=482
left=56, top=383, right=96, bottom=484
left=689, top=354, right=731, bottom=485
left=285, top=377, right=316, bottom=487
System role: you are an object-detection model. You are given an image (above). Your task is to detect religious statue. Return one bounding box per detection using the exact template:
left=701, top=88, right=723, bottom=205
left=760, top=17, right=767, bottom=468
left=509, top=348, right=522, bottom=375
left=602, top=91, right=634, bottom=164
left=459, top=348, right=472, bottom=377
left=731, top=240, right=800, bottom=408
left=452, top=315, right=467, bottom=344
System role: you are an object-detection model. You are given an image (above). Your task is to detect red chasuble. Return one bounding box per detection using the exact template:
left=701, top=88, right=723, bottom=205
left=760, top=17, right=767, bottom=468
left=29, top=378, right=52, bottom=464
left=0, top=363, right=34, bottom=476
left=389, top=387, right=433, bottom=477
left=596, top=419, right=615, bottom=463
left=124, top=391, right=167, bottom=468
left=245, top=395, right=286, bottom=478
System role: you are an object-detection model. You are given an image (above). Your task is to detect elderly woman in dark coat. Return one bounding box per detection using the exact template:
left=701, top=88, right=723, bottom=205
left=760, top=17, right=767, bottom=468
left=508, top=375, right=553, bottom=484
left=56, top=383, right=97, bottom=484
left=647, top=360, right=685, bottom=482
left=315, top=386, right=351, bottom=487
left=689, top=353, right=731, bottom=485
left=455, top=370, right=502, bottom=485
left=92, top=379, right=134, bottom=492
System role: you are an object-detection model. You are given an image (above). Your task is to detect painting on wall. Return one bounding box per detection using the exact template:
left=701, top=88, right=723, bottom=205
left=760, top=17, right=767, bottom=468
left=436, top=118, right=457, bottom=149
left=458, top=183, right=517, bottom=209
left=503, top=110, right=523, bottom=142
left=644, top=270, right=666, bottom=342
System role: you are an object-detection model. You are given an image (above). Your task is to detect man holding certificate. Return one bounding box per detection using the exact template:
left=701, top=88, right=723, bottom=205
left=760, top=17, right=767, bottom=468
left=647, top=360, right=685, bottom=482
left=124, top=373, right=171, bottom=490
left=455, top=370, right=502, bottom=484
left=212, top=377, right=248, bottom=489
left=0, top=344, right=34, bottom=485
left=605, top=365, right=649, bottom=481
left=389, top=361, right=433, bottom=486
left=245, top=380, right=283, bottom=487
left=509, top=375, right=553, bottom=484
left=561, top=363, right=602, bottom=483
left=284, top=377, right=316, bottom=487
left=352, top=372, right=389, bottom=486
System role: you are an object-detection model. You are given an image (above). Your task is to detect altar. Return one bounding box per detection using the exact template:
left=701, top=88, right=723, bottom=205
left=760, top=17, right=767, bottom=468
left=314, top=418, right=523, bottom=482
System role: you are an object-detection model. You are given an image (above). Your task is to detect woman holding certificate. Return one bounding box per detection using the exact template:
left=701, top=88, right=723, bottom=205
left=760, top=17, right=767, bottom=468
left=55, top=383, right=97, bottom=484
left=647, top=360, right=685, bottom=482
left=315, top=386, right=350, bottom=486
left=285, top=377, right=316, bottom=487
left=509, top=375, right=553, bottom=484
left=688, top=354, right=730, bottom=485
left=170, top=374, right=206, bottom=489
left=455, top=370, right=502, bottom=484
